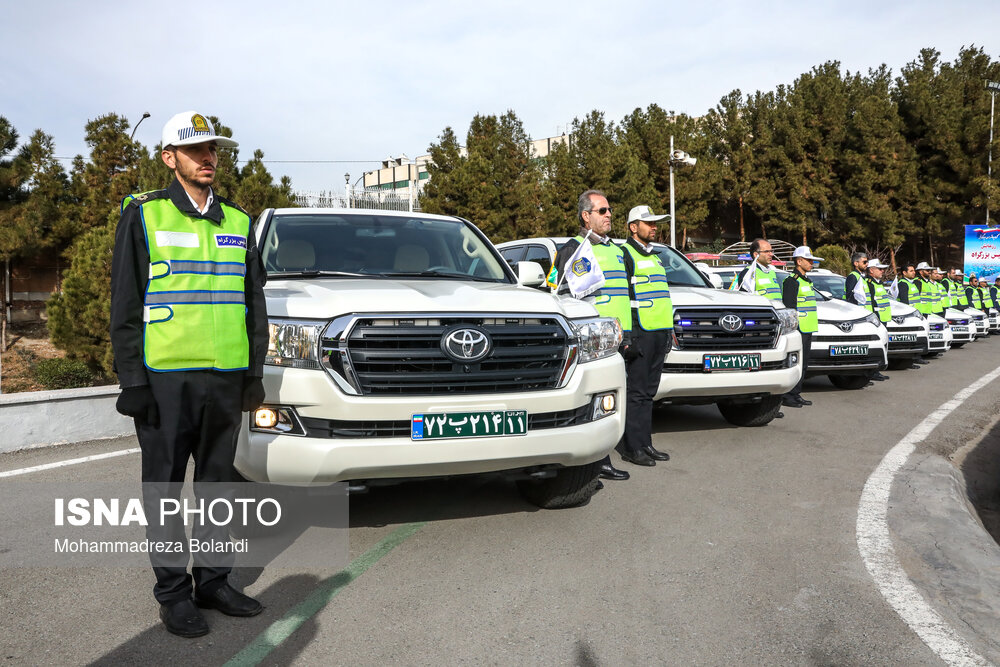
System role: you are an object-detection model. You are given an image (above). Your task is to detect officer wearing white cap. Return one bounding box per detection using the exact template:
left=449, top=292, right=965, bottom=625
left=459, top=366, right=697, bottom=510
left=616, top=205, right=673, bottom=465
left=780, top=246, right=820, bottom=407
left=866, top=258, right=892, bottom=326
left=110, top=111, right=268, bottom=637
left=845, top=253, right=889, bottom=381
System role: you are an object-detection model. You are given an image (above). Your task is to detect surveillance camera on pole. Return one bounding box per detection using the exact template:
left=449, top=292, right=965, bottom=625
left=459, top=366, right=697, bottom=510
left=671, top=150, right=697, bottom=167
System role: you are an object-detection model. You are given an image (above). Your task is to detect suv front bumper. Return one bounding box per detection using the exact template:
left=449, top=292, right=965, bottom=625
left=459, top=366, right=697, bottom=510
left=236, top=354, right=625, bottom=484
left=654, top=332, right=802, bottom=400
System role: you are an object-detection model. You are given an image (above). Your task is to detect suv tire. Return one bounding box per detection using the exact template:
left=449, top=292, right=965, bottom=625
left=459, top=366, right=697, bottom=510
left=716, top=395, right=783, bottom=427
left=828, top=374, right=870, bottom=390
left=517, top=461, right=601, bottom=509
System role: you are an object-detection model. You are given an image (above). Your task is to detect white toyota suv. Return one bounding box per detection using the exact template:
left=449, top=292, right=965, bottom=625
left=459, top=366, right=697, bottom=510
left=496, top=238, right=803, bottom=427
left=236, top=209, right=627, bottom=509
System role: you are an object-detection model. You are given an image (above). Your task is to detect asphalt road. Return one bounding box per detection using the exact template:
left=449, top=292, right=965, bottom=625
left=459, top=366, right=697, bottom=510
left=2, top=338, right=1000, bottom=666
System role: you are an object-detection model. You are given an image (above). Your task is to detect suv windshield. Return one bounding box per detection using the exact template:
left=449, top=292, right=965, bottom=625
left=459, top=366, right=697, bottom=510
left=260, top=213, right=510, bottom=282
left=650, top=244, right=711, bottom=287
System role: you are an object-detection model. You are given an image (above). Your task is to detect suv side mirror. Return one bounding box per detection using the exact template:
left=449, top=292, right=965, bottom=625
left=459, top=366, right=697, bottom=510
left=516, top=261, right=546, bottom=288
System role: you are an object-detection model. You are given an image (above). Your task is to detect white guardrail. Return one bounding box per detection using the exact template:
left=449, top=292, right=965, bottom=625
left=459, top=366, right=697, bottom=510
left=0, top=386, right=132, bottom=454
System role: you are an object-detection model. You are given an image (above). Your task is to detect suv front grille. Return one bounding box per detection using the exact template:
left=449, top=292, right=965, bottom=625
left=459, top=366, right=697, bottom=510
left=323, top=316, right=570, bottom=396
left=672, top=307, right=779, bottom=351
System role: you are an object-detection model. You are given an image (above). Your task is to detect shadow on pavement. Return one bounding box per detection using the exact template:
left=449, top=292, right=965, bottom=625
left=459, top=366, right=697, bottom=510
left=960, top=417, right=1000, bottom=546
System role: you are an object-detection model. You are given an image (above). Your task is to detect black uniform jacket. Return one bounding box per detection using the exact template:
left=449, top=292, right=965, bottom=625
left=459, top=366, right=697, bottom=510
left=109, top=179, right=268, bottom=389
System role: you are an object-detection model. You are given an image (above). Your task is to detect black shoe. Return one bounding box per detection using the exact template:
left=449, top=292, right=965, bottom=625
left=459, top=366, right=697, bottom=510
left=871, top=372, right=889, bottom=381
left=598, top=462, right=630, bottom=480
left=909, top=364, right=921, bottom=370
left=620, top=449, right=656, bottom=466
left=642, top=445, right=670, bottom=461
left=595, top=480, right=604, bottom=491
left=159, top=599, right=210, bottom=638
left=914, top=358, right=930, bottom=365
left=776, top=411, right=785, bottom=418
left=195, top=583, right=263, bottom=617
left=797, top=398, right=812, bottom=406
left=782, top=395, right=804, bottom=407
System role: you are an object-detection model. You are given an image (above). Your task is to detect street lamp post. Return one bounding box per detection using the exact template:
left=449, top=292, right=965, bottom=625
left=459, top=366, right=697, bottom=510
left=668, top=135, right=697, bottom=248
left=129, top=112, right=151, bottom=141
left=987, top=81, right=1000, bottom=225
left=344, top=172, right=351, bottom=209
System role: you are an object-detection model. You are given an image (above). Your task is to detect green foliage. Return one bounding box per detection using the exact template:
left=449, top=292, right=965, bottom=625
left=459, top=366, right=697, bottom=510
left=814, top=245, right=852, bottom=276
left=47, top=224, right=115, bottom=376
left=34, top=357, right=95, bottom=390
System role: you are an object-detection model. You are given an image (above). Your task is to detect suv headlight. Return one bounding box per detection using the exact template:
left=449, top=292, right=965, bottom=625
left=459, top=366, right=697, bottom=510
left=266, top=319, right=323, bottom=369
left=863, top=313, right=880, bottom=327
left=775, top=308, right=799, bottom=336
left=571, top=317, right=623, bottom=363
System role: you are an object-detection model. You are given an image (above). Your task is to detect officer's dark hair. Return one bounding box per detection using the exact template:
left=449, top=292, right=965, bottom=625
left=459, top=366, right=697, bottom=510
left=749, top=238, right=767, bottom=256
left=902, top=262, right=916, bottom=272
left=851, top=251, right=868, bottom=264
left=577, top=189, right=606, bottom=225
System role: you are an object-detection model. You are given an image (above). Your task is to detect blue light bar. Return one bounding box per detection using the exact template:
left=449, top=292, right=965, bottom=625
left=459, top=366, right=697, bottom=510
left=680, top=320, right=693, bottom=326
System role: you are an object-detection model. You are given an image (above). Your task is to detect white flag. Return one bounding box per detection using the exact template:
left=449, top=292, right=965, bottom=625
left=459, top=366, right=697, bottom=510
left=563, top=237, right=605, bottom=298
left=738, top=264, right=757, bottom=293
left=888, top=276, right=899, bottom=299
left=853, top=277, right=868, bottom=305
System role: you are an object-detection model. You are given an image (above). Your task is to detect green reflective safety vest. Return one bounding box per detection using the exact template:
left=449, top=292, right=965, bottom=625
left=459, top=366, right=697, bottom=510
left=953, top=280, right=969, bottom=307
left=623, top=244, right=673, bottom=331
left=745, top=263, right=781, bottom=300
left=792, top=275, right=818, bottom=333
left=871, top=280, right=891, bottom=323
left=939, top=279, right=954, bottom=309
left=899, top=277, right=919, bottom=308
left=913, top=278, right=932, bottom=315
left=574, top=236, right=631, bottom=331
left=982, top=287, right=995, bottom=310
left=969, top=287, right=983, bottom=310
left=926, top=281, right=940, bottom=313
left=849, top=271, right=874, bottom=313
left=126, top=192, right=252, bottom=372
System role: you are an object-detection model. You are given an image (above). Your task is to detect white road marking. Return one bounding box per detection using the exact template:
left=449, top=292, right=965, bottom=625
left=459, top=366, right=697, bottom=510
left=856, top=365, right=1000, bottom=667
left=0, top=448, right=140, bottom=478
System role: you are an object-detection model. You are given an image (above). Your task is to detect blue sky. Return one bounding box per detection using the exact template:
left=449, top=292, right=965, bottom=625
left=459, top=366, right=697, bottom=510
left=2, top=0, right=997, bottom=193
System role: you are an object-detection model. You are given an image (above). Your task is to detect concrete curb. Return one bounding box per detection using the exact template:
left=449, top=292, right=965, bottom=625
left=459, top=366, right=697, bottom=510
left=0, top=385, right=133, bottom=453
left=889, top=446, right=1000, bottom=663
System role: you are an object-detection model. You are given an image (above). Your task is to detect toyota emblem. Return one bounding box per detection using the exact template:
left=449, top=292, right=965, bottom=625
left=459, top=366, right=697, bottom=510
left=441, top=327, right=492, bottom=362
left=838, top=321, right=854, bottom=333
left=892, top=316, right=905, bottom=325
left=718, top=313, right=744, bottom=332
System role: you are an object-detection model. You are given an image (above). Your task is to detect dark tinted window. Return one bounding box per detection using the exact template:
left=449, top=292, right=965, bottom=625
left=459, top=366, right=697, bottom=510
left=499, top=246, right=525, bottom=267
left=523, top=244, right=553, bottom=276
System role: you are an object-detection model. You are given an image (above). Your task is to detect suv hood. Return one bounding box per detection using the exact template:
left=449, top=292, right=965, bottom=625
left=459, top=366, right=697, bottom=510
left=669, top=285, right=782, bottom=308
left=816, top=297, right=873, bottom=322
left=264, top=278, right=599, bottom=320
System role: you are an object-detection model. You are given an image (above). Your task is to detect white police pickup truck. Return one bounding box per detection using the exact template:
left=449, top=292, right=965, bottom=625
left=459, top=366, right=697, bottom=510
left=497, top=239, right=803, bottom=427
left=236, top=209, right=626, bottom=509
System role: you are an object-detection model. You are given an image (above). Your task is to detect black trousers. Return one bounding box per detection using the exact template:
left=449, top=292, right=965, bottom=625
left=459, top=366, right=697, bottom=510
left=789, top=331, right=812, bottom=397
left=136, top=370, right=243, bottom=604
left=622, top=329, right=670, bottom=454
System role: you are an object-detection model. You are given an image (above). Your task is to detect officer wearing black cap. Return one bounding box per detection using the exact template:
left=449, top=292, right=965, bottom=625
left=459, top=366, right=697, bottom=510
left=616, top=205, right=673, bottom=466
left=110, top=111, right=268, bottom=637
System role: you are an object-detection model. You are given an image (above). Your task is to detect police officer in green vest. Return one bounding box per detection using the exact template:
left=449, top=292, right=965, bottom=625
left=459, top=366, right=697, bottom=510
left=110, top=111, right=268, bottom=637
left=947, top=268, right=969, bottom=308
left=845, top=252, right=889, bottom=381
left=866, top=258, right=893, bottom=325
left=966, top=274, right=984, bottom=311
left=781, top=246, right=821, bottom=407
left=914, top=261, right=937, bottom=315
left=553, top=189, right=630, bottom=482
left=991, top=278, right=1000, bottom=310
left=929, top=267, right=947, bottom=316
left=616, top=205, right=674, bottom=466
left=735, top=238, right=782, bottom=299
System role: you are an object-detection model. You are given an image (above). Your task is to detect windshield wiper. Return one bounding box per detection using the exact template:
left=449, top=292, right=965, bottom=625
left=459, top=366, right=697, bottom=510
left=382, top=270, right=506, bottom=283
left=268, top=270, right=367, bottom=278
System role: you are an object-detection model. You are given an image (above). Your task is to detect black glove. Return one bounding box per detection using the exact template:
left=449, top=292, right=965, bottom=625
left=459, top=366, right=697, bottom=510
left=242, top=377, right=266, bottom=412
left=620, top=337, right=643, bottom=361
left=116, top=386, right=159, bottom=427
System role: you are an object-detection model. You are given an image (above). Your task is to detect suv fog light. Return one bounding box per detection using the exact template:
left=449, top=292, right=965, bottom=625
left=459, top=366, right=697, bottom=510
left=251, top=406, right=305, bottom=436
left=255, top=408, right=278, bottom=428
left=788, top=352, right=799, bottom=367
left=591, top=392, right=617, bottom=421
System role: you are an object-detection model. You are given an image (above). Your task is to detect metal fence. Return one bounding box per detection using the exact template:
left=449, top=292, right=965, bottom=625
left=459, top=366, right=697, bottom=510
left=294, top=184, right=420, bottom=212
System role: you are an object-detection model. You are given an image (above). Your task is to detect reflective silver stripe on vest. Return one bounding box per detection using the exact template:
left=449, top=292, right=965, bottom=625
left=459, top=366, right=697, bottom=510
left=145, top=290, right=246, bottom=306
left=148, top=260, right=247, bottom=278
